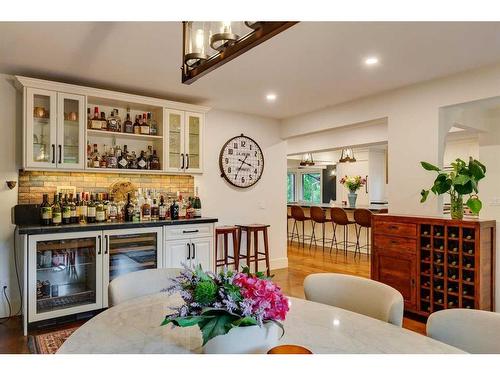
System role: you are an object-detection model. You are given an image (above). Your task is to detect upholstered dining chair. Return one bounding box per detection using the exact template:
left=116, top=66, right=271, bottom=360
left=427, top=309, right=500, bottom=353
left=303, top=273, right=404, bottom=326
left=108, top=268, right=182, bottom=306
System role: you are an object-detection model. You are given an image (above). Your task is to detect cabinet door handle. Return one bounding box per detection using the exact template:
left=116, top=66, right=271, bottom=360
left=187, top=243, right=191, bottom=260
left=58, top=145, right=62, bottom=164
left=51, top=144, right=55, bottom=164
left=365, top=175, right=368, bottom=194
left=97, top=235, right=101, bottom=255
left=388, top=225, right=398, bottom=230
left=192, top=242, right=196, bottom=259
left=183, top=229, right=199, bottom=234
left=390, top=240, right=398, bottom=245
left=104, top=235, right=108, bottom=255
left=186, top=154, right=189, bottom=170
left=181, top=153, right=185, bottom=169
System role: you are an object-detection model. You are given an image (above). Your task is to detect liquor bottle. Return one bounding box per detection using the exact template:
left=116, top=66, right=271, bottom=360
left=124, top=109, right=133, bottom=133
left=90, top=107, right=102, bottom=129
left=150, top=149, right=161, bottom=170
left=69, top=193, right=78, bottom=224
left=100, top=111, right=107, bottom=130
left=99, top=145, right=108, bottom=168
left=117, top=147, right=127, bottom=169
left=108, top=195, right=118, bottom=222
left=102, top=193, right=109, bottom=221
left=178, top=192, right=186, bottom=218
left=92, top=144, right=100, bottom=168
left=62, top=194, right=71, bottom=225
left=151, top=198, right=159, bottom=221
left=141, top=112, right=150, bottom=134
left=40, top=194, right=52, bottom=226
left=52, top=194, right=62, bottom=226
left=159, top=196, right=167, bottom=220
left=137, top=151, right=147, bottom=170
left=145, top=145, right=152, bottom=169
left=87, top=194, right=96, bottom=223
left=95, top=194, right=106, bottom=223
left=79, top=193, right=88, bottom=223
left=133, top=196, right=141, bottom=222
left=133, top=115, right=141, bottom=134
left=193, top=193, right=202, bottom=218
left=142, top=196, right=151, bottom=221
left=170, top=199, right=179, bottom=220
left=149, top=112, right=158, bottom=136
left=128, top=151, right=138, bottom=169
left=107, top=109, right=122, bottom=132
left=124, top=193, right=134, bottom=222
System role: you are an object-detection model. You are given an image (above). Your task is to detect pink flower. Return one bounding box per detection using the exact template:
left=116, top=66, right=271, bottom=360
left=233, top=274, right=289, bottom=321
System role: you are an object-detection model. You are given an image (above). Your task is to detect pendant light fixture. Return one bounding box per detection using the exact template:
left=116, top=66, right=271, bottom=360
left=182, top=21, right=297, bottom=84
left=299, top=153, right=315, bottom=166
left=338, top=147, right=356, bottom=163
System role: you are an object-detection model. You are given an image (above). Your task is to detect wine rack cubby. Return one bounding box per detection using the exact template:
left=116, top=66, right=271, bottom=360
left=372, top=214, right=495, bottom=317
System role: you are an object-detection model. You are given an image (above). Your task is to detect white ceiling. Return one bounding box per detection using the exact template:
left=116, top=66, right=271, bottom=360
left=1, top=22, right=500, bottom=119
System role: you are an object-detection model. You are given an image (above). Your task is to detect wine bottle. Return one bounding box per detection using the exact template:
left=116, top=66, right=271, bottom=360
left=170, top=199, right=179, bottom=220
left=62, top=194, right=71, bottom=225
left=40, top=194, right=52, bottom=226
left=87, top=194, right=96, bottom=223
left=151, top=198, right=159, bottom=221
left=159, top=196, right=167, bottom=220
left=52, top=194, right=62, bottom=226
left=96, top=193, right=105, bottom=223
left=124, top=193, right=134, bottom=222
left=69, top=193, right=78, bottom=224
left=79, top=193, right=88, bottom=224
left=142, top=195, right=151, bottom=221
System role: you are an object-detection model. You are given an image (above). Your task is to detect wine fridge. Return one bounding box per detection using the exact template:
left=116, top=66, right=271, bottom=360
left=28, top=231, right=103, bottom=322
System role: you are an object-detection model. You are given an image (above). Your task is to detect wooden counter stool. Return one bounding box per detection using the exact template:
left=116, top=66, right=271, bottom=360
left=236, top=224, right=271, bottom=276
left=353, top=209, right=373, bottom=260
left=289, top=206, right=311, bottom=247
left=215, top=226, right=240, bottom=272
left=287, top=213, right=293, bottom=242
left=330, top=207, right=357, bottom=257
left=309, top=206, right=329, bottom=251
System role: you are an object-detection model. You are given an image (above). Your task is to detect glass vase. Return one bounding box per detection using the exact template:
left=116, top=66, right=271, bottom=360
left=450, top=194, right=464, bottom=220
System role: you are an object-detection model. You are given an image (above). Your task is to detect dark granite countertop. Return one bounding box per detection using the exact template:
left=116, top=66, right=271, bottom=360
left=17, top=217, right=218, bottom=235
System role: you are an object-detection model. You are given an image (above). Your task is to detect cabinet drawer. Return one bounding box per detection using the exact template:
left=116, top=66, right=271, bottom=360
left=374, top=234, right=416, bottom=254
left=165, top=224, right=213, bottom=240
left=373, top=221, right=417, bottom=238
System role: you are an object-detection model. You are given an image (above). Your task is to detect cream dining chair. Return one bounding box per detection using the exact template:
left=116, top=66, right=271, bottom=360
left=108, top=268, right=181, bottom=306
left=304, top=273, right=404, bottom=326
left=427, top=309, right=500, bottom=353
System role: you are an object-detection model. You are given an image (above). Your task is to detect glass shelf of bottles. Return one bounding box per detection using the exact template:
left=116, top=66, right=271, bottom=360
left=419, top=224, right=476, bottom=315
left=36, top=237, right=97, bottom=314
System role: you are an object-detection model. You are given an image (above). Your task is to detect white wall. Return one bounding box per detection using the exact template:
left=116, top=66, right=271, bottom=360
left=0, top=74, right=22, bottom=318
left=195, top=109, right=288, bottom=270
left=368, top=149, right=387, bottom=203
left=281, top=63, right=500, bottom=310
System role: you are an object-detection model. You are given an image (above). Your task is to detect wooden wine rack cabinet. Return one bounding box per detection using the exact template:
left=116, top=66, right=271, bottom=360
left=371, top=214, right=495, bottom=316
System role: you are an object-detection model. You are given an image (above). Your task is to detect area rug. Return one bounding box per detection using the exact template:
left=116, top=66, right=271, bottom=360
left=28, top=327, right=78, bottom=354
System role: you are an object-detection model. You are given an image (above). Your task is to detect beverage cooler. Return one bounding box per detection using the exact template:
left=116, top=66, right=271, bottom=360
left=28, top=227, right=162, bottom=322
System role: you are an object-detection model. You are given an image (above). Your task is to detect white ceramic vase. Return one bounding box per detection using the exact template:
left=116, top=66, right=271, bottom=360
left=203, top=323, right=280, bottom=354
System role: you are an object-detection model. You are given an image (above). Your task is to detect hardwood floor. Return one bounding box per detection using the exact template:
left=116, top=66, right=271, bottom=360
left=0, top=241, right=425, bottom=354
left=274, top=242, right=426, bottom=335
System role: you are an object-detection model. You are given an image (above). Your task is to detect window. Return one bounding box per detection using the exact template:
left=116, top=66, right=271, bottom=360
left=301, top=172, right=321, bottom=203
left=287, top=172, right=296, bottom=202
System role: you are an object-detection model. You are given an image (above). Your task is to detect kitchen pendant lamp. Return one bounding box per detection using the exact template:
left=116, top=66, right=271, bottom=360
left=299, top=153, right=315, bottom=166
left=182, top=21, right=297, bottom=84
left=339, top=147, right=356, bottom=163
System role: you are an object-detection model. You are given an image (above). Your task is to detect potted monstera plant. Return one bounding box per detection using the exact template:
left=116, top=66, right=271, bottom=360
left=420, top=157, right=486, bottom=220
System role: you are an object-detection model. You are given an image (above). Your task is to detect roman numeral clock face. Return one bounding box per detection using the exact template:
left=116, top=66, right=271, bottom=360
left=219, top=135, right=264, bottom=188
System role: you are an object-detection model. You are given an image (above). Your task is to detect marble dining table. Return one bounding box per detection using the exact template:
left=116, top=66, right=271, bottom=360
left=57, top=293, right=464, bottom=354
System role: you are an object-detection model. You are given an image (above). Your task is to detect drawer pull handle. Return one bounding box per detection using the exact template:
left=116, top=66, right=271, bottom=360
left=187, top=243, right=191, bottom=260
left=391, top=240, right=398, bottom=245
left=388, top=225, right=398, bottom=230
left=183, top=229, right=199, bottom=234
left=192, top=242, right=196, bottom=259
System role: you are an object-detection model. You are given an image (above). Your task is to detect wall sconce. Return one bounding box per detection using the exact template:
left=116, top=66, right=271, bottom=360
left=6, top=181, right=17, bottom=189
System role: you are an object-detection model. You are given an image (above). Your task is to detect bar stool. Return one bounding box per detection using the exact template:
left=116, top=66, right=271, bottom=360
left=236, top=224, right=271, bottom=276
left=215, top=226, right=240, bottom=271
left=309, top=206, right=329, bottom=251
left=289, top=206, right=311, bottom=247
left=287, top=212, right=293, bottom=242
left=353, top=209, right=373, bottom=259
left=330, top=207, right=357, bottom=256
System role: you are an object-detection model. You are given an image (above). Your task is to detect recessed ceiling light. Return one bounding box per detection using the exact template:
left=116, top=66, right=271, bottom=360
left=364, top=57, right=379, bottom=66
left=266, top=93, right=277, bottom=102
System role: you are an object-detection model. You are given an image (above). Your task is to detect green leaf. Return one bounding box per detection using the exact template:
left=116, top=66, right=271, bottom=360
left=432, top=174, right=452, bottom=194
left=454, top=180, right=473, bottom=195
left=198, top=313, right=236, bottom=345
left=453, top=174, right=470, bottom=185
left=469, top=159, right=486, bottom=181
left=420, top=189, right=430, bottom=203
left=466, top=197, right=482, bottom=214
left=162, top=315, right=207, bottom=327
left=421, top=161, right=441, bottom=172
left=232, top=316, right=258, bottom=327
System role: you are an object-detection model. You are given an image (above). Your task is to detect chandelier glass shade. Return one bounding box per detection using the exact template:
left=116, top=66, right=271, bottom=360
left=338, top=147, right=356, bottom=163
left=299, top=153, right=315, bottom=166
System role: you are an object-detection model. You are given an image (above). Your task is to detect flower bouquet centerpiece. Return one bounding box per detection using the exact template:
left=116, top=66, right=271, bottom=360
left=339, top=175, right=367, bottom=207
left=162, top=265, right=289, bottom=354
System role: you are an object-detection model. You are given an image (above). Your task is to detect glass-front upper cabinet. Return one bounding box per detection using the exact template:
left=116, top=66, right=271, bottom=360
left=28, top=231, right=103, bottom=322
left=26, top=88, right=57, bottom=169
left=25, top=88, right=85, bottom=170
left=165, top=109, right=185, bottom=172
left=101, top=227, right=163, bottom=307
left=185, top=112, right=203, bottom=173
left=57, top=93, right=85, bottom=169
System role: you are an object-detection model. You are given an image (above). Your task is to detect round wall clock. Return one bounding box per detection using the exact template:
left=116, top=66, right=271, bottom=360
left=219, top=134, right=264, bottom=188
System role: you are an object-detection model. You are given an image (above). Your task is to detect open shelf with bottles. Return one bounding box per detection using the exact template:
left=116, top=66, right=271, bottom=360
left=416, top=219, right=495, bottom=316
